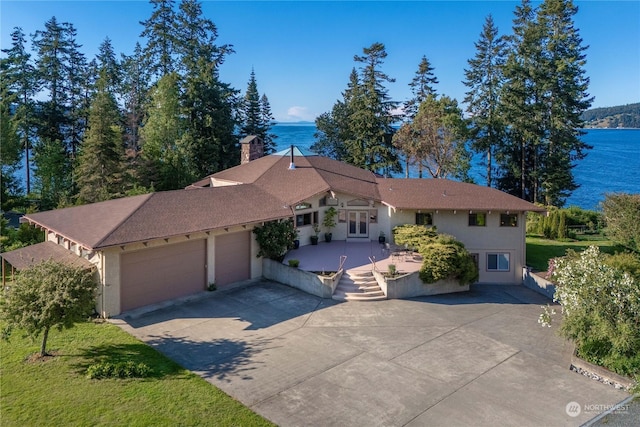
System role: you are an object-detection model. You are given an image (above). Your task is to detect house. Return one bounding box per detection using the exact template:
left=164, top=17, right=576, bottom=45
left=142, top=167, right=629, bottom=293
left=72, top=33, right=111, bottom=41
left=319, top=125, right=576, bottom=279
left=1, top=139, right=544, bottom=316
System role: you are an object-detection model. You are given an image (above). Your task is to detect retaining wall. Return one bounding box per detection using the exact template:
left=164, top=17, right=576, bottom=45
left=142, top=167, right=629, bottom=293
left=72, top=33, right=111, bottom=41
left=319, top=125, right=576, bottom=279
left=262, top=259, right=342, bottom=298
left=522, top=267, right=556, bottom=299
left=373, top=270, right=469, bottom=298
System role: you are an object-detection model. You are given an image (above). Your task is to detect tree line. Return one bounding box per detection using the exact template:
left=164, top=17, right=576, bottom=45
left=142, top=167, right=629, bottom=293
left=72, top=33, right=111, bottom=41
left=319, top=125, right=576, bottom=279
left=581, top=102, right=640, bottom=128
left=1, top=0, right=276, bottom=211
left=313, top=0, right=593, bottom=207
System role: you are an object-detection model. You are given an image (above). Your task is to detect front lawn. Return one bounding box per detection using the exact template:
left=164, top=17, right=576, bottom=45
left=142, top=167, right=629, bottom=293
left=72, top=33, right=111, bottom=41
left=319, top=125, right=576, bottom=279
left=526, top=234, right=619, bottom=272
left=0, top=321, right=274, bottom=427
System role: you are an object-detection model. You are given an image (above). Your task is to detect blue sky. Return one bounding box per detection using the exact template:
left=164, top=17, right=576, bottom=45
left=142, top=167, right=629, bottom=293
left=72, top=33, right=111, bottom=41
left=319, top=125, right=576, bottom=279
left=2, top=1, right=639, bottom=122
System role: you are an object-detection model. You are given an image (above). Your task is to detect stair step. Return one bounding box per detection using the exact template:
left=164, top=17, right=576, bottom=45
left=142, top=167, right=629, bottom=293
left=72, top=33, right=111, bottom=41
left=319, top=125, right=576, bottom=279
left=332, top=270, right=386, bottom=301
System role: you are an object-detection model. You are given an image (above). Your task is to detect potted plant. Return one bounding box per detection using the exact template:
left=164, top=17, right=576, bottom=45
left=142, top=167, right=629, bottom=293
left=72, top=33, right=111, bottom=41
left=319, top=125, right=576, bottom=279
left=310, top=223, right=320, bottom=245
left=322, top=207, right=338, bottom=243
left=378, top=231, right=386, bottom=244
left=288, top=259, right=300, bottom=268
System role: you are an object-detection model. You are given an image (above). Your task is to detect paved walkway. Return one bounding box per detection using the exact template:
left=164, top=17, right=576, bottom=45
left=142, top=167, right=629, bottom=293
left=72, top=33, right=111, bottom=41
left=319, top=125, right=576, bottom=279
left=114, top=282, right=630, bottom=426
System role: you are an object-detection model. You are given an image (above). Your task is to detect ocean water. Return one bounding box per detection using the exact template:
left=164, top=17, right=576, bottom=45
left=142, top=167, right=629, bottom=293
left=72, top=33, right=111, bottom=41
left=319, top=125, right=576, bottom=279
left=272, top=124, right=640, bottom=210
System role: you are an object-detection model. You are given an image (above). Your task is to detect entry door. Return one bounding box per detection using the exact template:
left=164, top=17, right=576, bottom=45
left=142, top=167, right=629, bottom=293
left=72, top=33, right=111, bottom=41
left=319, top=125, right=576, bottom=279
left=348, top=211, right=368, bottom=238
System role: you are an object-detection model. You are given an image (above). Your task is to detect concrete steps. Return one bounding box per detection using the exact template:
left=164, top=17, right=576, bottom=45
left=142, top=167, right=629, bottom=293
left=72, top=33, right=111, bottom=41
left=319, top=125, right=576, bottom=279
left=332, top=270, right=386, bottom=301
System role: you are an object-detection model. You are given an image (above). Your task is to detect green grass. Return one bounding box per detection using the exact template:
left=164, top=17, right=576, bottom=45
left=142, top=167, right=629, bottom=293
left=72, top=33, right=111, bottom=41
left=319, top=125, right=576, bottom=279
left=526, top=234, right=619, bottom=272
left=0, top=321, right=274, bottom=427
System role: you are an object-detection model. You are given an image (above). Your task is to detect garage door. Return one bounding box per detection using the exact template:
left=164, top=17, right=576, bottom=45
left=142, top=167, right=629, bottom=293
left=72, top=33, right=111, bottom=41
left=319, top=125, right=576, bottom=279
left=215, top=231, right=251, bottom=287
left=121, top=239, right=206, bottom=312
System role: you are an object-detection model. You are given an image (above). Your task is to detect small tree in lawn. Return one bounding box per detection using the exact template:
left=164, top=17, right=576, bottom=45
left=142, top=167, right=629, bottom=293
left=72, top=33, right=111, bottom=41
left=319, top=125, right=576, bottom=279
left=1, top=260, right=96, bottom=357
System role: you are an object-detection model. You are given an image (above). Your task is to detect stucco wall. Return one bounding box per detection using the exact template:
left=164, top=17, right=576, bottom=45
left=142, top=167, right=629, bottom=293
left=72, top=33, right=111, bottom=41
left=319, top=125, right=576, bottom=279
left=262, top=258, right=342, bottom=298
left=373, top=269, right=469, bottom=298
left=387, top=209, right=525, bottom=284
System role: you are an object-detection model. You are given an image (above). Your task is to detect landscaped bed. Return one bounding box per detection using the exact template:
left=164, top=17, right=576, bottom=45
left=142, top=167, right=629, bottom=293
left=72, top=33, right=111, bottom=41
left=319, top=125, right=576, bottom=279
left=0, top=321, right=274, bottom=427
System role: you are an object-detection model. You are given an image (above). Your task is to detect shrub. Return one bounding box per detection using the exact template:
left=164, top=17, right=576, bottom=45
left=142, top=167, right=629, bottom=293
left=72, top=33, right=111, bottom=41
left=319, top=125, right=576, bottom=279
left=540, top=246, right=640, bottom=377
left=393, top=225, right=478, bottom=285
left=86, top=360, right=153, bottom=379
left=387, top=264, right=396, bottom=276
left=288, top=259, right=300, bottom=268
left=419, top=242, right=478, bottom=285
left=253, top=219, right=297, bottom=261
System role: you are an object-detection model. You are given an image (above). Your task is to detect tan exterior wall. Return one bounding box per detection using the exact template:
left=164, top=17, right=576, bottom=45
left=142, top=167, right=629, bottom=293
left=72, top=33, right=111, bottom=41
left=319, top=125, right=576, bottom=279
left=387, top=209, right=526, bottom=284
left=296, top=192, right=381, bottom=245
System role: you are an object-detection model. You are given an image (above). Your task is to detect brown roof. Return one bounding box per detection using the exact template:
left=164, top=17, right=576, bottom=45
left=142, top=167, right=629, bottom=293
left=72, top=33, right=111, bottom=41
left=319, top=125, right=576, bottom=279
left=22, top=148, right=545, bottom=251
left=1, top=241, right=95, bottom=270
left=377, top=178, right=546, bottom=212
left=201, top=148, right=381, bottom=205
left=24, top=185, right=291, bottom=250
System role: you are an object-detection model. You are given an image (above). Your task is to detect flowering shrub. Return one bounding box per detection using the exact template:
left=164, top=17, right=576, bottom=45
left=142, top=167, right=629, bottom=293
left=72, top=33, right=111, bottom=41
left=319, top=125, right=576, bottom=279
left=540, top=246, right=640, bottom=377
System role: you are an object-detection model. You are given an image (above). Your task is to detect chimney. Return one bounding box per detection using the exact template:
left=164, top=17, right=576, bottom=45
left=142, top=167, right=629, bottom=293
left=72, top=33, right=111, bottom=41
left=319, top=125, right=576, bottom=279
left=240, top=135, right=264, bottom=164
left=288, top=145, right=296, bottom=170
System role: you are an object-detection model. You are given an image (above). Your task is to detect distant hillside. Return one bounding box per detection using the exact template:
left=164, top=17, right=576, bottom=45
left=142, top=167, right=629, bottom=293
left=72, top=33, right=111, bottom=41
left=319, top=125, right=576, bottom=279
left=582, top=103, right=640, bottom=128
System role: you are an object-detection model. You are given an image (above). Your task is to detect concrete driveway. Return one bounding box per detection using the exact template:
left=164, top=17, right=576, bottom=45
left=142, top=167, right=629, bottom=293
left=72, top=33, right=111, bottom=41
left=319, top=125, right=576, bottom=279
left=114, top=281, right=629, bottom=426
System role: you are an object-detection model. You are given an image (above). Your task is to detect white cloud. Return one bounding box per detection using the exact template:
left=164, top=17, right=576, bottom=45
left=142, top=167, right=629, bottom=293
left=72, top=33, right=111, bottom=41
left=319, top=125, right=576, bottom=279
left=285, top=106, right=315, bottom=122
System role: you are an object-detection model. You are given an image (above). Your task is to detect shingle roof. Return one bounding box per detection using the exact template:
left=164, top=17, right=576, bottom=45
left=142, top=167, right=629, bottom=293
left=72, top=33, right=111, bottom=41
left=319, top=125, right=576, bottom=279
left=377, top=178, right=546, bottom=212
left=24, top=185, right=291, bottom=250
left=22, top=148, right=544, bottom=251
left=203, top=148, right=381, bottom=205
left=1, top=241, right=95, bottom=270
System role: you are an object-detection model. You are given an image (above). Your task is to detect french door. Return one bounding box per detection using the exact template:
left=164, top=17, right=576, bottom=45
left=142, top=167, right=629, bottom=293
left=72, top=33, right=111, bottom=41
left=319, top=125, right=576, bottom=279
left=348, top=211, right=368, bottom=238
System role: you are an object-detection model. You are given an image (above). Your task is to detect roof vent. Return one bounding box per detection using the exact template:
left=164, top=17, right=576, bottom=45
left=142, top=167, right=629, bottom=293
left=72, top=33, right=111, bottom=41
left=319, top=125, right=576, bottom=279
left=288, top=144, right=296, bottom=170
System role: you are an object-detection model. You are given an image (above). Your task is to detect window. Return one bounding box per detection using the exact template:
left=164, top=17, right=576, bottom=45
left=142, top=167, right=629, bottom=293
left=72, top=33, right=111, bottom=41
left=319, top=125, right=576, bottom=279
left=468, top=212, right=486, bottom=226
left=500, top=213, right=518, bottom=227
left=487, top=253, right=510, bottom=271
left=295, top=202, right=312, bottom=210
left=416, top=212, right=433, bottom=226
left=296, top=211, right=318, bottom=227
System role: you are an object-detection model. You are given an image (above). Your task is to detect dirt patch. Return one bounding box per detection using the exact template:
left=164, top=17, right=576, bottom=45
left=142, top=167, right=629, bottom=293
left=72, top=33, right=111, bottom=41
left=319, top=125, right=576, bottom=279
left=25, top=350, right=60, bottom=363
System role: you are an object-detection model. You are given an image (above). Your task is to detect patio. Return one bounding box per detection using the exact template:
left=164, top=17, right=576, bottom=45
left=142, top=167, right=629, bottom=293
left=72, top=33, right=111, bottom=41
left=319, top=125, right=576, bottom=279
left=282, top=240, right=423, bottom=274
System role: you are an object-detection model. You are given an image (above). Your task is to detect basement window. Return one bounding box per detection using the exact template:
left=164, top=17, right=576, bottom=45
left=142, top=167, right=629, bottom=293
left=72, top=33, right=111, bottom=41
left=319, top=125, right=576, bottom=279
left=487, top=253, right=510, bottom=272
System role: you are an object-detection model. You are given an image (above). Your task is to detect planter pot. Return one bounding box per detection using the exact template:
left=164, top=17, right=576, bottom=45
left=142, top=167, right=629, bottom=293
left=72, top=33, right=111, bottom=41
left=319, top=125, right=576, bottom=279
left=379, top=236, right=386, bottom=244
left=325, top=233, right=332, bottom=243
left=310, top=236, right=319, bottom=245
left=293, top=239, right=300, bottom=249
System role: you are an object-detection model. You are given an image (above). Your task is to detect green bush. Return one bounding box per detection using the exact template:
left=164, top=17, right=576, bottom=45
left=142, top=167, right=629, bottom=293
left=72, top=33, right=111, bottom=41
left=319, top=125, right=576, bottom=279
left=393, top=225, right=478, bottom=285
left=604, top=252, right=640, bottom=281
left=253, top=219, right=297, bottom=261
left=288, top=259, right=300, bottom=268
left=541, top=246, right=640, bottom=378
left=86, top=361, right=153, bottom=379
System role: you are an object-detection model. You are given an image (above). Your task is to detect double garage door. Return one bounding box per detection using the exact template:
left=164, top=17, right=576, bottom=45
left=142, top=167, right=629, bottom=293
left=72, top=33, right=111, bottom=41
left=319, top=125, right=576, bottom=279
left=120, top=232, right=251, bottom=312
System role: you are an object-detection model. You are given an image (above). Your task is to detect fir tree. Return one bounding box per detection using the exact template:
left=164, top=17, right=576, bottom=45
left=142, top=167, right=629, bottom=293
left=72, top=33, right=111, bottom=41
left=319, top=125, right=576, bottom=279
left=74, top=71, right=125, bottom=204
left=347, top=42, right=400, bottom=174
left=463, top=15, right=507, bottom=188
left=140, top=0, right=177, bottom=79
left=405, top=55, right=438, bottom=119
left=239, top=70, right=276, bottom=153
left=1, top=27, right=37, bottom=194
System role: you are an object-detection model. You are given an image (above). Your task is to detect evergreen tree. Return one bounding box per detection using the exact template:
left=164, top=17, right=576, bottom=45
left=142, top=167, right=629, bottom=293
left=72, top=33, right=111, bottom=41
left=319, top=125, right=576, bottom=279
left=176, top=0, right=239, bottom=174
left=74, top=71, right=125, bottom=204
left=239, top=70, right=276, bottom=153
left=140, top=73, right=194, bottom=190
left=32, top=17, right=81, bottom=208
left=536, top=0, right=592, bottom=206
left=463, top=15, right=507, bottom=188
left=96, top=37, right=122, bottom=96
left=405, top=55, right=438, bottom=119
left=498, top=0, right=592, bottom=206
left=347, top=42, right=400, bottom=174
left=312, top=69, right=358, bottom=160
left=121, top=43, right=150, bottom=153
left=64, top=23, right=89, bottom=158
left=140, top=0, right=177, bottom=79
left=0, top=59, right=23, bottom=209
left=1, top=27, right=37, bottom=194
